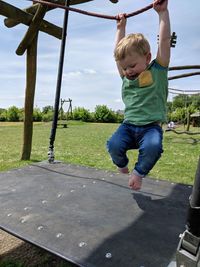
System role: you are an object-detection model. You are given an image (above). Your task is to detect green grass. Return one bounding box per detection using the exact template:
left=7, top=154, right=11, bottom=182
left=0, top=121, right=200, bottom=184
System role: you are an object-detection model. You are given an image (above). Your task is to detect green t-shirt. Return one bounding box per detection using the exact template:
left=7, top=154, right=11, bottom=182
left=122, top=59, right=168, bottom=125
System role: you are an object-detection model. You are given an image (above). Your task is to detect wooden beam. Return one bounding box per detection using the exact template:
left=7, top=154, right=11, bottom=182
left=0, top=0, right=62, bottom=39
left=4, top=0, right=93, bottom=28
left=16, top=4, right=48, bottom=55
left=4, top=4, right=40, bottom=28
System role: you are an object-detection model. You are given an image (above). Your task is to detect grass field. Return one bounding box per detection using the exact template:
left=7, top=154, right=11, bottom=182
left=0, top=121, right=200, bottom=184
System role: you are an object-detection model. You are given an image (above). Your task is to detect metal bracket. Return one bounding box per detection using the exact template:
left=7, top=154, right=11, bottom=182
left=170, top=32, right=177, bottom=48
left=48, top=148, right=55, bottom=163
left=176, top=230, right=200, bottom=267
left=157, top=31, right=177, bottom=48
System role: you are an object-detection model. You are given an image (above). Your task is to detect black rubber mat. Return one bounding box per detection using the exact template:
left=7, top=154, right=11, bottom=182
left=0, top=161, right=191, bottom=267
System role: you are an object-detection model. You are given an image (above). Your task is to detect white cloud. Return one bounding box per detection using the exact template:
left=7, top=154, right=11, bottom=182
left=63, top=68, right=97, bottom=79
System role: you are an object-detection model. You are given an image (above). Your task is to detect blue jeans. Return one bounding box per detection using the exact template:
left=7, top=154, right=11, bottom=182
left=107, top=122, right=163, bottom=177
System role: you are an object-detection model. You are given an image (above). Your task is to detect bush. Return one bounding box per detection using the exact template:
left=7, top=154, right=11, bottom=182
left=115, top=111, right=124, bottom=123
left=42, top=111, right=54, bottom=122
left=18, top=108, right=24, bottom=122
left=73, top=107, right=92, bottom=122
left=6, top=106, right=20, bottom=122
left=0, top=109, right=7, bottom=121
left=94, top=105, right=117, bottom=123
left=33, top=108, right=42, bottom=122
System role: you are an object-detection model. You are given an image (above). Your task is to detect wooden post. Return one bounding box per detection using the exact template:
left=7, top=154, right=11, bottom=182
left=21, top=35, right=38, bottom=160
left=186, top=110, right=191, bottom=132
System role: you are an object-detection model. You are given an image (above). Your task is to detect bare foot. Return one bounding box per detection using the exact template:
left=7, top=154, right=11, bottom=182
left=128, top=173, right=142, bottom=190
left=118, top=166, right=129, bottom=174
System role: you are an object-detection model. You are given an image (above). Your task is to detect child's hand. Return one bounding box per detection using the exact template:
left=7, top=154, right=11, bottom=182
left=116, top=13, right=127, bottom=30
left=153, top=0, right=168, bottom=13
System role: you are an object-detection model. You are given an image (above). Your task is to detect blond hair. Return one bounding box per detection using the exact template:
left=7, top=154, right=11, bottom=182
left=114, top=33, right=150, bottom=61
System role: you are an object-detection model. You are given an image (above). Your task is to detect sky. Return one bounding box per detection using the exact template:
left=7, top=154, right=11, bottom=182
left=0, top=0, right=200, bottom=112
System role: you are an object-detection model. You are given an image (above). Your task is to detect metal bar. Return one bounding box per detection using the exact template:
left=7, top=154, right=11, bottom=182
left=176, top=158, right=200, bottom=266
left=186, top=157, right=200, bottom=237
left=169, top=65, right=200, bottom=71
left=168, top=72, right=200, bottom=80
left=48, top=0, right=69, bottom=163
left=190, top=157, right=200, bottom=208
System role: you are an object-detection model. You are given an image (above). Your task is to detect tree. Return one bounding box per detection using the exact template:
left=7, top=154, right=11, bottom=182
left=42, top=105, right=54, bottom=114
left=191, top=94, right=200, bottom=110
left=172, top=94, right=186, bottom=109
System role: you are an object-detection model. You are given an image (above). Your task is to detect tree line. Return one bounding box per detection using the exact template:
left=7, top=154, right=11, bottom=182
left=0, top=94, right=199, bottom=124
left=0, top=105, right=124, bottom=123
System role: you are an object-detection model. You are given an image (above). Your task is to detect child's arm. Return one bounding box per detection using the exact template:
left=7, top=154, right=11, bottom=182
left=115, top=14, right=126, bottom=77
left=154, top=0, right=171, bottom=66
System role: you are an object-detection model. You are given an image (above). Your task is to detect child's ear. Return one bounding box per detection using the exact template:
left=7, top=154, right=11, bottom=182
left=146, top=52, right=152, bottom=64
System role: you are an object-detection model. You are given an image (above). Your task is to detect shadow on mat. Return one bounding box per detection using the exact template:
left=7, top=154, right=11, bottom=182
left=83, top=184, right=191, bottom=267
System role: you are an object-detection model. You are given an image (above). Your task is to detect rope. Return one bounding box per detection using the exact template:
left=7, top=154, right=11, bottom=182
left=30, top=0, right=157, bottom=20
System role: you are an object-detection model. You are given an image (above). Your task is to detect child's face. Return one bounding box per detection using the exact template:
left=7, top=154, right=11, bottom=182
left=119, top=51, right=151, bottom=80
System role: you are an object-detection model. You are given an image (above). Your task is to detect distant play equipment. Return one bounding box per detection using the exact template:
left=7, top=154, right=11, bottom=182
left=169, top=65, right=200, bottom=81
left=166, top=85, right=200, bottom=134
left=167, top=65, right=200, bottom=135
left=58, top=98, right=73, bottom=128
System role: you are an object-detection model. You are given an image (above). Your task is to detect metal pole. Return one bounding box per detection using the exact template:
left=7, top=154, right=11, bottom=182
left=186, top=156, right=200, bottom=237
left=176, top=157, right=200, bottom=267
left=48, top=0, right=70, bottom=163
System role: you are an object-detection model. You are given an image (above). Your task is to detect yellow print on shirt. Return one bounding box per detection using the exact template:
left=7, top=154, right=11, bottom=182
left=138, top=71, right=153, bottom=88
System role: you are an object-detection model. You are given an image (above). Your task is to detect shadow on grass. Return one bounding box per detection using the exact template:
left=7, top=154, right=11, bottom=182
left=164, top=135, right=200, bottom=145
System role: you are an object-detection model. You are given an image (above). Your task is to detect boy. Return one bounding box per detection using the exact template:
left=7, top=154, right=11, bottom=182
left=107, top=0, right=170, bottom=190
